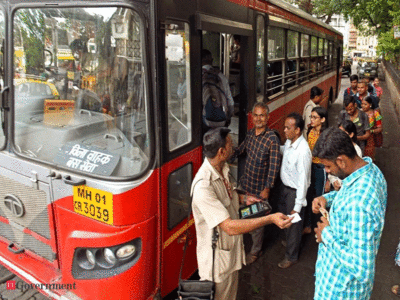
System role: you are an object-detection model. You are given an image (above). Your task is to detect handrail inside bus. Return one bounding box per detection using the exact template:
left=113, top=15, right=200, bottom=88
left=169, top=110, right=188, bottom=130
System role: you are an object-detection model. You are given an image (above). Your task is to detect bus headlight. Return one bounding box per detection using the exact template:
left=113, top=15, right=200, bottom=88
left=86, top=250, right=96, bottom=265
left=95, top=248, right=117, bottom=269
left=116, top=245, right=136, bottom=259
left=76, top=249, right=96, bottom=270
left=72, top=238, right=142, bottom=279
left=104, top=248, right=117, bottom=265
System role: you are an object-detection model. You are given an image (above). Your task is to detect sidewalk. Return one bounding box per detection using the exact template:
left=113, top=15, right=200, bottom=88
left=237, top=76, right=400, bottom=300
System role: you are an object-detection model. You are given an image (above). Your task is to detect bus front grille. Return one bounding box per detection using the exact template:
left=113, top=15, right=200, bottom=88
left=0, top=174, right=55, bottom=261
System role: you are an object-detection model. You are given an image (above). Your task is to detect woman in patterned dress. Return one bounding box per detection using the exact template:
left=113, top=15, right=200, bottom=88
left=303, top=107, right=328, bottom=234
left=361, top=96, right=382, bottom=160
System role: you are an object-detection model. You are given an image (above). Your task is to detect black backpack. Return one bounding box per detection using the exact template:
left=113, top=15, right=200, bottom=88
left=202, top=68, right=231, bottom=128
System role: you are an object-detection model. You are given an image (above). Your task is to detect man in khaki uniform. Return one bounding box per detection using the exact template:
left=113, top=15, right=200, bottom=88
left=191, top=127, right=293, bottom=300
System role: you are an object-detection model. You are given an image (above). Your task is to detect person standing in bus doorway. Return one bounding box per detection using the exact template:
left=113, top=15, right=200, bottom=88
left=312, top=127, right=387, bottom=300
left=302, top=86, right=323, bottom=138
left=231, top=102, right=281, bottom=265
left=191, top=127, right=293, bottom=300
left=278, top=113, right=312, bottom=269
left=230, top=35, right=241, bottom=69
left=343, top=74, right=359, bottom=99
left=201, top=49, right=234, bottom=133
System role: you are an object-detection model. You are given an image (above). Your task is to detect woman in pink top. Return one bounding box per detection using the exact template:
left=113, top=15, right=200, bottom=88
left=373, top=77, right=383, bottom=98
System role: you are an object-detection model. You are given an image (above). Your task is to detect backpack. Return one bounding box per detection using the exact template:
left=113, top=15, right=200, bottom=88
left=202, top=68, right=230, bottom=128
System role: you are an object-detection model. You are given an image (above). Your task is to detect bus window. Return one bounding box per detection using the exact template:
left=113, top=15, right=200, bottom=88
left=267, top=61, right=283, bottom=97
left=268, top=27, right=285, bottom=60
left=318, top=38, right=324, bottom=74
left=168, top=163, right=192, bottom=229
left=324, top=39, right=329, bottom=71
left=13, top=7, right=150, bottom=178
left=310, top=36, right=318, bottom=78
left=267, top=27, right=285, bottom=97
left=333, top=42, right=338, bottom=67
left=287, top=31, right=299, bottom=88
left=300, top=34, right=310, bottom=83
left=256, top=15, right=265, bottom=101
left=165, top=22, right=192, bottom=151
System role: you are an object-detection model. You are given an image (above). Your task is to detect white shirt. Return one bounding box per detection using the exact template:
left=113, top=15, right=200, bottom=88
left=280, top=135, right=312, bottom=212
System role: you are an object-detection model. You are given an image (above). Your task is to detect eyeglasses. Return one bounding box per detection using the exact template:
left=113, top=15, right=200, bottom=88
left=310, top=116, right=320, bottom=120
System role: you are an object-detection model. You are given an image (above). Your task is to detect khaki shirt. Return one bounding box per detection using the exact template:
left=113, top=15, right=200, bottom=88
left=302, top=100, right=319, bottom=138
left=191, top=159, right=245, bottom=283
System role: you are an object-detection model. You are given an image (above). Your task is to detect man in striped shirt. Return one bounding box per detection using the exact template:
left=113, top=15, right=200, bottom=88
left=312, top=127, right=387, bottom=299
left=232, top=102, right=281, bottom=264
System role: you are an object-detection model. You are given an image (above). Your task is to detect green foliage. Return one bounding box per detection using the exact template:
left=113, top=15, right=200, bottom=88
left=377, top=31, right=400, bottom=68
left=15, top=9, right=46, bottom=73
left=287, top=0, right=400, bottom=66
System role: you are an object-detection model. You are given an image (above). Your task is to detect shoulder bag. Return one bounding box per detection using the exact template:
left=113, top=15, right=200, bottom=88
left=176, top=205, right=218, bottom=300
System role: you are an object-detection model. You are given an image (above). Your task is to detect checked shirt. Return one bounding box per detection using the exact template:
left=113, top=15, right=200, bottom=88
left=314, top=157, right=387, bottom=300
left=233, top=128, right=280, bottom=195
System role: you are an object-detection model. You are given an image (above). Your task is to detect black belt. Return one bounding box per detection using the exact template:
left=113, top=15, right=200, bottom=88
left=282, top=184, right=296, bottom=192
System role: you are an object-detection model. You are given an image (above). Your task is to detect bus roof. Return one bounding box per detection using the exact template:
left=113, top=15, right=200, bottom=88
left=268, top=0, right=343, bottom=37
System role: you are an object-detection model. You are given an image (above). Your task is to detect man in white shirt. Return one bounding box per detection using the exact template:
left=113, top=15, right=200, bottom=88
left=278, top=112, right=312, bottom=268
left=302, top=86, right=323, bottom=138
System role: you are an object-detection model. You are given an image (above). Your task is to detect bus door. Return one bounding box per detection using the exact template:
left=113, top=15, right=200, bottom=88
left=160, top=20, right=201, bottom=297
left=201, top=27, right=252, bottom=181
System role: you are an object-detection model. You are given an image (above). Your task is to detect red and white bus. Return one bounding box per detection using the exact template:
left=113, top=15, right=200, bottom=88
left=0, top=0, right=342, bottom=299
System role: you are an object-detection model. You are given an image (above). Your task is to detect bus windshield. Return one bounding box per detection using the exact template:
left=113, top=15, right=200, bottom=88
left=13, top=7, right=150, bottom=178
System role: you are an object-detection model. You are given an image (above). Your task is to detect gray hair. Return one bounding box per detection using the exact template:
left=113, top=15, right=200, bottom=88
left=252, top=102, right=270, bottom=114
left=203, top=127, right=231, bottom=158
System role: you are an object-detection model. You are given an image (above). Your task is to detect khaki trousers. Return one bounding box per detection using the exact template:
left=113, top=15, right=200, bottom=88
left=215, top=270, right=239, bottom=300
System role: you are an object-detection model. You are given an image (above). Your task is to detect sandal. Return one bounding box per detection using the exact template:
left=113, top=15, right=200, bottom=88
left=392, top=285, right=400, bottom=296
left=245, top=252, right=260, bottom=265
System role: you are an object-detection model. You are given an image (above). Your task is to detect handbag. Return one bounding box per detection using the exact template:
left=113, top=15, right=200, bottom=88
left=374, top=131, right=383, bottom=148
left=176, top=207, right=218, bottom=300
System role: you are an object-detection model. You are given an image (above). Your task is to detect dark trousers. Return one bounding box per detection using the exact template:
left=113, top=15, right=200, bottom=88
left=278, top=184, right=304, bottom=262
left=305, top=163, right=326, bottom=228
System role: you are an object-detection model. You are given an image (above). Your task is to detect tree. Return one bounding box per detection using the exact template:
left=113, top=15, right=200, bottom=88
left=284, top=0, right=341, bottom=24
left=287, top=0, right=400, bottom=67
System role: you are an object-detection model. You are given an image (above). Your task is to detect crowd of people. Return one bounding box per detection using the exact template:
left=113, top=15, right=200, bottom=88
left=191, top=64, right=388, bottom=299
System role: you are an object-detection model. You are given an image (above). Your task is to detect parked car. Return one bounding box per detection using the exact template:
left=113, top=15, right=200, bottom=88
left=357, top=61, right=378, bottom=79
left=14, top=78, right=60, bottom=113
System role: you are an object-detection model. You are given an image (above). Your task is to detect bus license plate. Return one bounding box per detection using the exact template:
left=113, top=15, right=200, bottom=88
left=73, top=186, right=113, bottom=225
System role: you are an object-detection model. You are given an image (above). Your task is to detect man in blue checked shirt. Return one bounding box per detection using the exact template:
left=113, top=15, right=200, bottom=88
left=311, top=127, right=387, bottom=300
